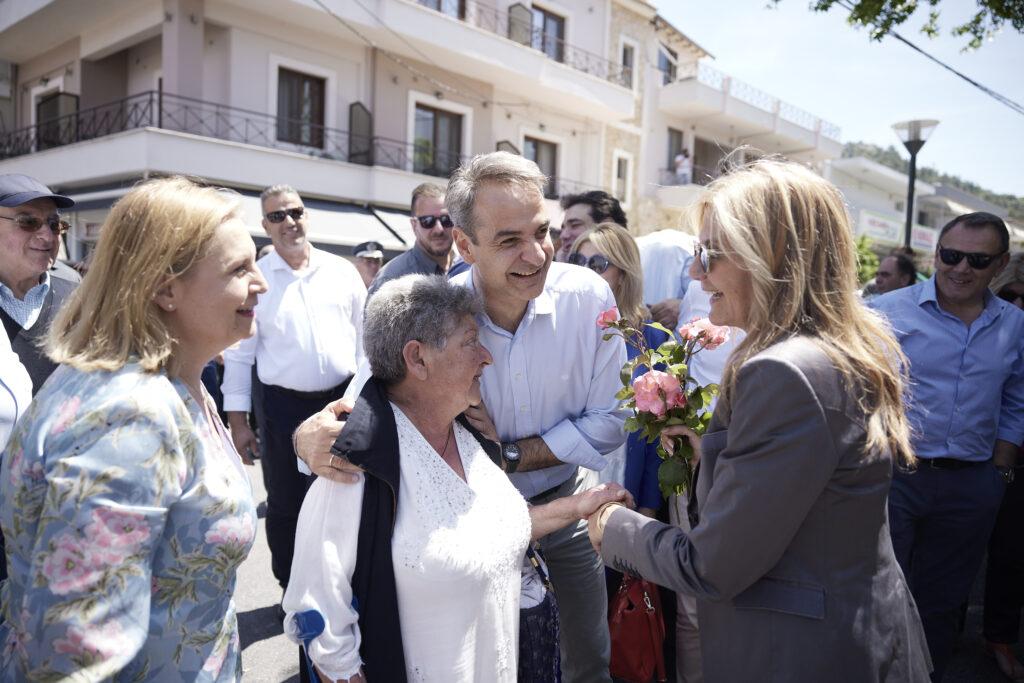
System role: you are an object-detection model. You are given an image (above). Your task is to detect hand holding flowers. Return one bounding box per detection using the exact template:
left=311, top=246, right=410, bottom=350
left=598, top=307, right=730, bottom=499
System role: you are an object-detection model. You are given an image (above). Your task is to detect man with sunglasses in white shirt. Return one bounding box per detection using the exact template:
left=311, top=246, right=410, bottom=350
left=222, top=184, right=366, bottom=601
left=873, top=212, right=1024, bottom=682
left=366, top=183, right=469, bottom=298
left=0, top=174, right=78, bottom=394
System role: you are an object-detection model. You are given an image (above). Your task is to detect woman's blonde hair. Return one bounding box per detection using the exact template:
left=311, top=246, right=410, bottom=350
left=990, top=251, right=1024, bottom=294
left=47, top=176, right=242, bottom=373
left=571, top=223, right=646, bottom=326
left=697, top=159, right=915, bottom=468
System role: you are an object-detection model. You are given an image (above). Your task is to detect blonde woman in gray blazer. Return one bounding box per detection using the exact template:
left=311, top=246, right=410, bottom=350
left=589, top=160, right=931, bottom=682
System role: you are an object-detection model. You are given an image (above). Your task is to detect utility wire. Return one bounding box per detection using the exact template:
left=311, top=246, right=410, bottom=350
left=835, top=0, right=1024, bottom=117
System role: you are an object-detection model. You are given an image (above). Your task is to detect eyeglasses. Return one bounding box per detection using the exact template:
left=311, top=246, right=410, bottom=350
left=937, top=246, right=1006, bottom=270
left=695, top=242, right=725, bottom=273
left=264, top=207, right=305, bottom=223
left=0, top=214, right=69, bottom=236
left=568, top=252, right=616, bottom=274
left=415, top=214, right=454, bottom=230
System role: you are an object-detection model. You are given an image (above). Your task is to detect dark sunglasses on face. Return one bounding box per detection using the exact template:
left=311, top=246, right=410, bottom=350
left=0, top=214, right=69, bottom=236
left=937, top=246, right=1006, bottom=270
left=568, top=252, right=616, bottom=274
left=694, top=242, right=725, bottom=272
left=416, top=214, right=454, bottom=230
left=264, top=207, right=305, bottom=223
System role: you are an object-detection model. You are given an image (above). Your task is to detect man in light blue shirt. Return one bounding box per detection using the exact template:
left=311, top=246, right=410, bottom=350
left=0, top=174, right=77, bottom=393
left=451, top=153, right=627, bottom=683
left=873, top=211, right=1024, bottom=682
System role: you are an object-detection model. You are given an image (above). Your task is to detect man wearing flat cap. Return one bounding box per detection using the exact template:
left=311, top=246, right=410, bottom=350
left=366, top=182, right=468, bottom=298
left=352, top=240, right=383, bottom=289
left=0, top=173, right=77, bottom=393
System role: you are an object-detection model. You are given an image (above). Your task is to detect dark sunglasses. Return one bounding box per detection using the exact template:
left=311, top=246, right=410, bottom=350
left=695, top=242, right=725, bottom=273
left=0, top=214, right=69, bottom=236
left=416, top=214, right=454, bottom=230
left=568, top=252, right=616, bottom=274
left=937, top=246, right=1005, bottom=270
left=264, top=207, right=305, bottom=223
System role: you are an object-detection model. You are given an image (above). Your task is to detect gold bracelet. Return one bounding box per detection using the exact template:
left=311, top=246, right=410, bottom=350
left=595, top=501, right=625, bottom=535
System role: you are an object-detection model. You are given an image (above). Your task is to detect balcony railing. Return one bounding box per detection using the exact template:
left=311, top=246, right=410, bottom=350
left=0, top=90, right=472, bottom=178
left=673, top=61, right=841, bottom=142
left=415, top=0, right=630, bottom=87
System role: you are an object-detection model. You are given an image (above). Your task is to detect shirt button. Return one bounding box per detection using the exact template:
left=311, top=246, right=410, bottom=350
left=515, top=373, right=522, bottom=381
left=520, top=405, right=527, bottom=412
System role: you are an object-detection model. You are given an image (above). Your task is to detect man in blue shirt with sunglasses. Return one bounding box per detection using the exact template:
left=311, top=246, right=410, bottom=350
left=366, top=182, right=468, bottom=298
left=873, top=211, right=1024, bottom=682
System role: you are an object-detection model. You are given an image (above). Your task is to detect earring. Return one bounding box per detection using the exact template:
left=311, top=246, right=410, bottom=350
left=167, top=304, right=175, bottom=311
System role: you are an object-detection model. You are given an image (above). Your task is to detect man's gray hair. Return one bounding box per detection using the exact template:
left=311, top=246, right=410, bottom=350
left=260, top=184, right=300, bottom=211
left=446, top=151, right=547, bottom=241
left=364, top=274, right=484, bottom=384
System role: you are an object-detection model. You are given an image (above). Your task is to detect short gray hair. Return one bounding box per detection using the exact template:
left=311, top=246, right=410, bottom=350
left=260, top=184, right=300, bottom=211
left=364, top=274, right=484, bottom=384
left=446, top=151, right=547, bottom=241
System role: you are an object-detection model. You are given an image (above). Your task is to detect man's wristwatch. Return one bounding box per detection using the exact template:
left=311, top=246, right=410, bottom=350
left=996, top=465, right=1015, bottom=484
left=500, top=441, right=522, bottom=474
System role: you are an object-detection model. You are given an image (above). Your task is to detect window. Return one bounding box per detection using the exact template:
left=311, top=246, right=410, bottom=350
left=277, top=67, right=325, bottom=148
left=414, top=103, right=462, bottom=177
left=532, top=6, right=565, bottom=62
left=524, top=136, right=558, bottom=198
left=418, top=0, right=464, bottom=19
left=620, top=42, right=635, bottom=89
left=612, top=151, right=633, bottom=206
left=667, top=128, right=683, bottom=170
left=658, top=44, right=677, bottom=85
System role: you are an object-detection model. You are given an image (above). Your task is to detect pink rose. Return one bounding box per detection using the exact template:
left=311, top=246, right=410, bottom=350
left=85, top=508, right=152, bottom=562
left=596, top=307, right=619, bottom=329
left=42, top=535, right=106, bottom=596
left=632, top=370, right=687, bottom=418
left=51, top=397, right=81, bottom=435
left=53, top=621, right=131, bottom=658
left=204, top=513, right=256, bottom=547
left=678, top=317, right=730, bottom=350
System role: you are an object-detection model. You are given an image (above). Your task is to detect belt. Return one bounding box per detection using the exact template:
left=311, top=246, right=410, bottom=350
left=528, top=476, right=574, bottom=505
left=263, top=377, right=350, bottom=401
left=924, top=457, right=988, bottom=470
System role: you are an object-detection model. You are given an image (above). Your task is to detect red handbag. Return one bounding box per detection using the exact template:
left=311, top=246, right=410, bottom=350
left=608, top=574, right=666, bottom=683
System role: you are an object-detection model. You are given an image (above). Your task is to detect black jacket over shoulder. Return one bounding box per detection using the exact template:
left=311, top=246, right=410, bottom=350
left=330, top=377, right=500, bottom=682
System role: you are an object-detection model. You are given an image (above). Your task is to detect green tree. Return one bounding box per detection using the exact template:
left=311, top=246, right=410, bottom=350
left=782, top=1, right=1024, bottom=50
left=854, top=234, right=879, bottom=285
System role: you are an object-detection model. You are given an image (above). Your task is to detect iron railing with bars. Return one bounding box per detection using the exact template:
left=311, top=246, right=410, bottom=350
left=416, top=0, right=629, bottom=87
left=0, top=90, right=473, bottom=176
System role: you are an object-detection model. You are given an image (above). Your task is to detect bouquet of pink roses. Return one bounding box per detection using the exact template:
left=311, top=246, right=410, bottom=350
left=598, top=307, right=730, bottom=499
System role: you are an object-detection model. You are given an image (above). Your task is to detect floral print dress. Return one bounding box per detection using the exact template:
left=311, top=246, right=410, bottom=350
left=0, top=363, right=256, bottom=681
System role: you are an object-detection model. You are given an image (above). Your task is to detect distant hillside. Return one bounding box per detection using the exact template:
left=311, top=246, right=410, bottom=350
left=842, top=142, right=1024, bottom=222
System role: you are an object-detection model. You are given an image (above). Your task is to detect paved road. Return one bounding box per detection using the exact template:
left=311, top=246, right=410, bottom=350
left=234, top=463, right=1015, bottom=682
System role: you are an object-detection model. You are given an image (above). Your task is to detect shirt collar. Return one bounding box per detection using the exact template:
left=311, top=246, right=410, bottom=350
left=919, top=274, right=1004, bottom=323
left=410, top=242, right=445, bottom=275
left=265, top=244, right=319, bottom=275
left=0, top=270, right=50, bottom=301
left=466, top=265, right=554, bottom=335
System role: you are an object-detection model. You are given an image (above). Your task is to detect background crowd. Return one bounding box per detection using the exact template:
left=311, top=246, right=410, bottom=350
left=0, top=149, right=1021, bottom=683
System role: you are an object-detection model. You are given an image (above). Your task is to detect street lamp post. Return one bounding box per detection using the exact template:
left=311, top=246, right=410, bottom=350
left=892, top=119, right=939, bottom=250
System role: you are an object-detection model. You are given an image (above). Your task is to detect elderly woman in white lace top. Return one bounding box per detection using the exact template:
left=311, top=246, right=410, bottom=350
left=283, top=274, right=629, bottom=683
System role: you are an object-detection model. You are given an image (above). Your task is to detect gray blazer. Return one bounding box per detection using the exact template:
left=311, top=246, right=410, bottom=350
left=603, top=336, right=931, bottom=682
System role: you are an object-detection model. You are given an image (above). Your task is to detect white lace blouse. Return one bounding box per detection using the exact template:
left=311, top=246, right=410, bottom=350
left=284, top=404, right=532, bottom=682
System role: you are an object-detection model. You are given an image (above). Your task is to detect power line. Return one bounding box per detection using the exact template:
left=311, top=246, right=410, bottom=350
left=834, top=0, right=1024, bottom=117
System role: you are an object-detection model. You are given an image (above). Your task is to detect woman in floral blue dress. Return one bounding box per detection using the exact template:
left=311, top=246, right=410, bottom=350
left=0, top=176, right=268, bottom=681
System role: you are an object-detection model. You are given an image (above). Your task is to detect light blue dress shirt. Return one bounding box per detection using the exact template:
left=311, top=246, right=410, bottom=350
left=872, top=277, right=1024, bottom=461
left=451, top=262, right=628, bottom=498
left=0, top=272, right=49, bottom=329
left=635, top=229, right=694, bottom=304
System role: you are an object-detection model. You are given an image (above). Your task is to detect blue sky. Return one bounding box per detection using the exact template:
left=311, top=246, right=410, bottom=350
left=659, top=1, right=1024, bottom=197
